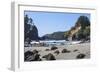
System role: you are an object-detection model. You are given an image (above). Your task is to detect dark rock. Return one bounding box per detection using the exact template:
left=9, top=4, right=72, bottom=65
left=46, top=53, right=56, bottom=60
left=73, top=49, right=78, bottom=52
left=45, top=49, right=50, bottom=51
left=42, top=55, right=48, bottom=58
left=76, top=53, right=86, bottom=59
left=33, top=49, right=38, bottom=54
left=24, top=50, right=41, bottom=61
left=24, top=51, right=34, bottom=61
left=54, top=50, right=60, bottom=55
left=51, top=46, right=58, bottom=50
left=62, top=49, right=71, bottom=53
left=32, top=53, right=41, bottom=61
left=42, top=53, right=56, bottom=60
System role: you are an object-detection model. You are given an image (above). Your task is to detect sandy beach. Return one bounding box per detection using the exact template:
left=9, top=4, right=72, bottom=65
left=24, top=42, right=90, bottom=61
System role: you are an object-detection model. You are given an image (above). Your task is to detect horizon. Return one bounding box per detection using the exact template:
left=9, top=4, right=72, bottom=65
left=24, top=11, right=90, bottom=37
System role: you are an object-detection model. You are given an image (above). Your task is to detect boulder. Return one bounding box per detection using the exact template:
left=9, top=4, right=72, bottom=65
left=62, top=49, right=71, bottom=53
left=76, top=53, right=86, bottom=59
left=45, top=49, right=50, bottom=51
left=73, top=49, right=78, bottom=52
left=42, top=53, right=56, bottom=60
left=46, top=53, right=56, bottom=60
left=32, top=53, right=41, bottom=61
left=24, top=50, right=41, bottom=61
left=33, top=49, right=38, bottom=54
left=54, top=50, right=60, bottom=55
left=51, top=46, right=58, bottom=50
left=24, top=51, right=34, bottom=61
left=42, top=54, right=48, bottom=58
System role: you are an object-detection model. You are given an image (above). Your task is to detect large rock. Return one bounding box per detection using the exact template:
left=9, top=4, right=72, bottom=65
left=24, top=50, right=41, bottom=61
left=42, top=53, right=56, bottom=60
left=45, top=49, right=50, bottom=51
left=76, top=53, right=86, bottom=59
left=32, top=53, right=41, bottom=61
left=54, top=50, right=60, bottom=55
left=46, top=53, right=56, bottom=60
left=33, top=49, right=38, bottom=54
left=24, top=51, right=34, bottom=61
left=62, top=49, right=71, bottom=53
left=51, top=46, right=58, bottom=50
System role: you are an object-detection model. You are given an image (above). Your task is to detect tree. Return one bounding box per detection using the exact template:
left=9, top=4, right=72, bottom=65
left=24, top=15, right=39, bottom=44
left=77, top=16, right=90, bottom=29
left=64, top=16, right=90, bottom=41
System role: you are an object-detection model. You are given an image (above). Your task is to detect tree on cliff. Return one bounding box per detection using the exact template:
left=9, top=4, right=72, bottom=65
left=64, top=15, right=90, bottom=41
left=24, top=15, right=39, bottom=43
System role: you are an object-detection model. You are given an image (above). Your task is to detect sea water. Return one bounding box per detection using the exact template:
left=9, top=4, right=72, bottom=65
left=31, top=40, right=81, bottom=47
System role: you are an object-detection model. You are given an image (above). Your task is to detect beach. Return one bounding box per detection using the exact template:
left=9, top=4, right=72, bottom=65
left=24, top=42, right=90, bottom=61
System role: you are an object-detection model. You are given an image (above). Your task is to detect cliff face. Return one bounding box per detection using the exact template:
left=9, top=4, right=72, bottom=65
left=69, top=26, right=81, bottom=37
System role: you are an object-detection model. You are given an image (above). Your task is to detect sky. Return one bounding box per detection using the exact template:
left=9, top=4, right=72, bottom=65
left=24, top=11, right=90, bottom=37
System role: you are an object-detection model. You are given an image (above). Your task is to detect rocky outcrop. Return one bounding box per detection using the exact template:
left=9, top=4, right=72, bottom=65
left=61, top=49, right=71, bottom=53
left=24, top=50, right=42, bottom=61
left=64, top=16, right=90, bottom=41
left=51, top=46, right=58, bottom=50
left=24, top=15, right=39, bottom=43
left=42, top=53, right=56, bottom=60
left=76, top=53, right=86, bottom=59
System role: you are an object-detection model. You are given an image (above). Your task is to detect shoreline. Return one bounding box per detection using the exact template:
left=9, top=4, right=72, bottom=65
left=24, top=42, right=90, bottom=61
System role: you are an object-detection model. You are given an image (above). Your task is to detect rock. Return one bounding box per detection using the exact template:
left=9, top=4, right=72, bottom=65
left=42, top=53, right=56, bottom=60
left=24, top=50, right=41, bottom=61
left=42, top=55, right=48, bottom=58
left=54, top=50, right=60, bottom=55
left=62, top=49, right=71, bottom=53
left=73, top=49, right=78, bottom=52
left=51, top=46, right=58, bottom=50
left=24, top=51, right=34, bottom=61
left=33, top=49, right=38, bottom=54
left=45, top=49, right=50, bottom=51
left=46, top=53, right=56, bottom=60
left=25, top=55, right=34, bottom=61
left=76, top=53, right=86, bottom=59
left=32, top=53, right=41, bottom=61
